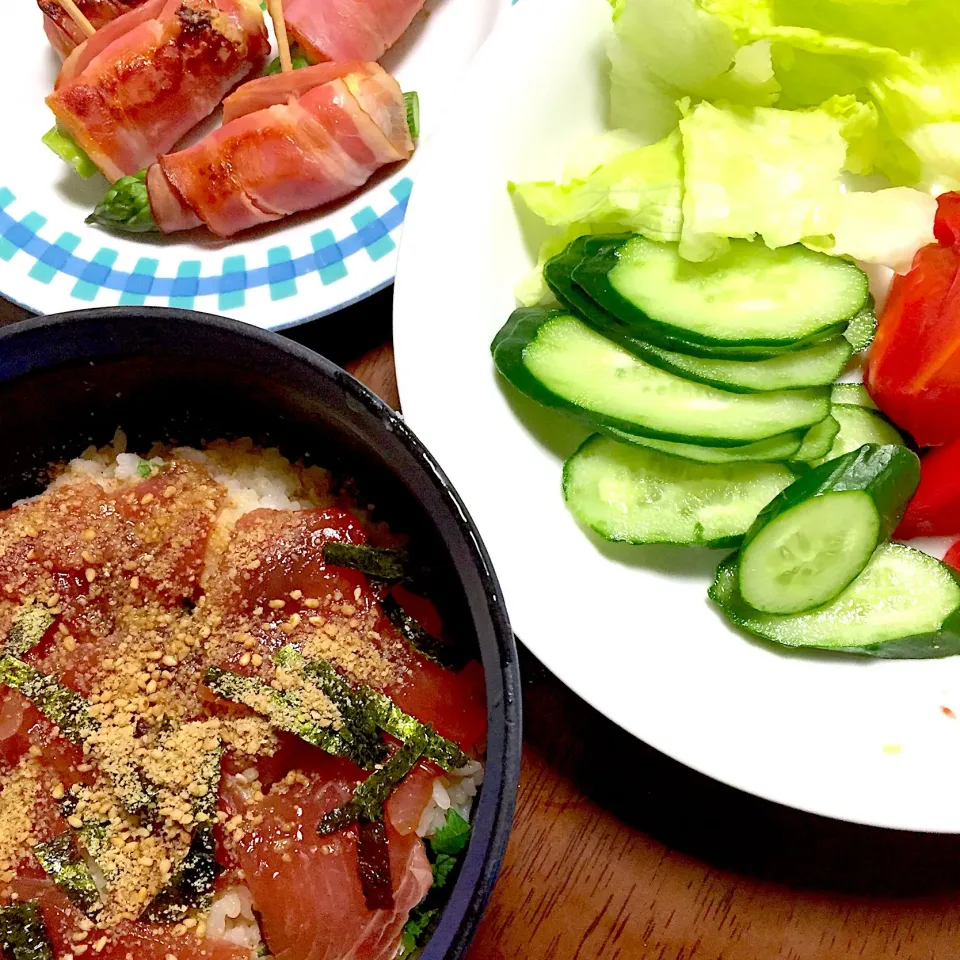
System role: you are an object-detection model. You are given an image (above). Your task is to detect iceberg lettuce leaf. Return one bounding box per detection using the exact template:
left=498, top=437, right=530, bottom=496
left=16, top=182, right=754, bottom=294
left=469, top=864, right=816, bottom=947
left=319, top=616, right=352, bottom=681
left=678, top=101, right=846, bottom=260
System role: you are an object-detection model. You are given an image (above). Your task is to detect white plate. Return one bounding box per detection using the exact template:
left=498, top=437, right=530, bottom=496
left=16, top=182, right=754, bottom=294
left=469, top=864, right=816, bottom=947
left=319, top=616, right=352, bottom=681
left=0, top=0, right=507, bottom=329
left=394, top=0, right=960, bottom=832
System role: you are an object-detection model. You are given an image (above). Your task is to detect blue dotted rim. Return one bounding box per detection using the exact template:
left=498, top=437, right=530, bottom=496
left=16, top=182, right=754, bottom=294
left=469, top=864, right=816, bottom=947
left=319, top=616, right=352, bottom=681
left=0, top=177, right=412, bottom=312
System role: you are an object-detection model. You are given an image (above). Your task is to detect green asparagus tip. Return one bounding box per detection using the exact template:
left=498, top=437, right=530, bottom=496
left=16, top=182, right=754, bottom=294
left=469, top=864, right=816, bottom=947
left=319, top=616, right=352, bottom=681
left=87, top=171, right=158, bottom=234
left=403, top=92, right=420, bottom=140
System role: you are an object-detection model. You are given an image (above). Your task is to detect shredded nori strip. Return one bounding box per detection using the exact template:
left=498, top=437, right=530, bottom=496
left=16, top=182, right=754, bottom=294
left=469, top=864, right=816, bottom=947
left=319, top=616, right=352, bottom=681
left=0, top=656, right=96, bottom=743
left=356, top=819, right=394, bottom=910
left=141, top=824, right=223, bottom=923
left=322, top=543, right=412, bottom=583
left=0, top=903, right=54, bottom=960
left=0, top=656, right=156, bottom=816
left=203, top=666, right=378, bottom=766
left=2, top=606, right=55, bottom=659
left=318, top=731, right=428, bottom=836
left=273, top=648, right=386, bottom=768
left=277, top=646, right=470, bottom=771
left=381, top=595, right=466, bottom=672
left=33, top=832, right=103, bottom=917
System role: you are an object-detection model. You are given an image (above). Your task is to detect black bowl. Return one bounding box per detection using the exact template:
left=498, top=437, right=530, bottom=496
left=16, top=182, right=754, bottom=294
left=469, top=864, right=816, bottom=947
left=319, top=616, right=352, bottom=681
left=0, top=307, right=521, bottom=960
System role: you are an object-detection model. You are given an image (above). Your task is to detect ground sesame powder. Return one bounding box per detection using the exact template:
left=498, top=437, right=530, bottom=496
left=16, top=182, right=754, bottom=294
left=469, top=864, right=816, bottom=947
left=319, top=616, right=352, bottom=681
left=0, top=441, right=417, bottom=935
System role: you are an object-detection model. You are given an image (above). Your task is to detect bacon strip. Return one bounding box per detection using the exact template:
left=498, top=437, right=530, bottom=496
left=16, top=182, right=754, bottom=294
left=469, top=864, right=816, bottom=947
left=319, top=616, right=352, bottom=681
left=149, top=64, right=412, bottom=237
left=38, top=0, right=149, bottom=61
left=46, top=0, right=269, bottom=182
left=282, top=0, right=427, bottom=64
left=221, top=59, right=369, bottom=123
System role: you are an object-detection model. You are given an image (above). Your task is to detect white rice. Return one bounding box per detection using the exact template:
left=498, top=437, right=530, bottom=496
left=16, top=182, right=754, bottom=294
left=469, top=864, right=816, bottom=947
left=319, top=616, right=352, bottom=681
left=47, top=432, right=335, bottom=525
left=206, top=885, right=263, bottom=950
left=417, top=760, right=485, bottom=839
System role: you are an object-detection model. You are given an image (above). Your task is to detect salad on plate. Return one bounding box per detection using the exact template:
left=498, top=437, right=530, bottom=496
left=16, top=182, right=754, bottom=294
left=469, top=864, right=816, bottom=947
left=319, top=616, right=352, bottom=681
left=494, top=0, right=960, bottom=659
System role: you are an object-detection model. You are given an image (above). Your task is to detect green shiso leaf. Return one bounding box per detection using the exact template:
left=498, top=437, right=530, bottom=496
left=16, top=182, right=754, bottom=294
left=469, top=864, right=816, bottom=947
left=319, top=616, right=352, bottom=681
left=33, top=832, right=103, bottom=917
left=2, top=606, right=55, bottom=659
left=0, top=903, right=55, bottom=960
left=429, top=809, right=471, bottom=857
left=396, top=810, right=474, bottom=956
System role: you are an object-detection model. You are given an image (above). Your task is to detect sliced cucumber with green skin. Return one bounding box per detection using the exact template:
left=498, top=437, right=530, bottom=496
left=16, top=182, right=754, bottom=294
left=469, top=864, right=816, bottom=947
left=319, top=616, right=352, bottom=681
left=711, top=543, right=960, bottom=658
left=545, top=242, right=791, bottom=361
left=789, top=416, right=840, bottom=463
left=600, top=426, right=806, bottom=463
left=614, top=336, right=853, bottom=394
left=811, top=404, right=905, bottom=467
left=829, top=384, right=879, bottom=411
left=843, top=301, right=877, bottom=353
left=492, top=309, right=831, bottom=447
left=737, top=444, right=920, bottom=615
left=563, top=435, right=796, bottom=547
left=572, top=236, right=869, bottom=350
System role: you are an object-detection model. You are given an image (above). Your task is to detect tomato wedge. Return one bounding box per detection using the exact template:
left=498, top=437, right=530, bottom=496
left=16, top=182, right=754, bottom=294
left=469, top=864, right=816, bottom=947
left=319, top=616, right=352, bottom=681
left=944, top=540, right=960, bottom=573
left=896, top=438, right=960, bottom=539
left=866, top=192, right=960, bottom=447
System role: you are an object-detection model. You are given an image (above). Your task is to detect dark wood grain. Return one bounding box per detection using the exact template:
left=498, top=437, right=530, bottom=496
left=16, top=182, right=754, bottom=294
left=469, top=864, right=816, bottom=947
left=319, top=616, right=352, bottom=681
left=5, top=293, right=960, bottom=960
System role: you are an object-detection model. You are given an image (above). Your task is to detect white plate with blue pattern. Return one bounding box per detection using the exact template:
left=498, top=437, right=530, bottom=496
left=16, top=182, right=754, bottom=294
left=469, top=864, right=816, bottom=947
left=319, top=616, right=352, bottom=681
left=0, top=0, right=508, bottom=329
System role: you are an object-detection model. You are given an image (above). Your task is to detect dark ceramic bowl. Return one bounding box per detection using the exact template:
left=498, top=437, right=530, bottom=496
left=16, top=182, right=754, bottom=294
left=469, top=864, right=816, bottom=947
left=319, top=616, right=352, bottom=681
left=0, top=307, right=521, bottom=960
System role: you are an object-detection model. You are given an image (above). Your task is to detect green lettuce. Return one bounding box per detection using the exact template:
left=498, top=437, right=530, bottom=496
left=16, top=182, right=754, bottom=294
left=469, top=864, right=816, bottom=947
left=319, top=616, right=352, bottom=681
left=509, top=131, right=683, bottom=240
left=678, top=101, right=847, bottom=260
left=608, top=0, right=778, bottom=141
left=806, top=187, right=937, bottom=273
left=510, top=132, right=684, bottom=304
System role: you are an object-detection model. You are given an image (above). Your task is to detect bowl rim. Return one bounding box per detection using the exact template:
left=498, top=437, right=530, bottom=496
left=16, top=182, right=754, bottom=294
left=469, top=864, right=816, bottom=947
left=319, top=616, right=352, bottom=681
left=0, top=306, right=522, bottom=960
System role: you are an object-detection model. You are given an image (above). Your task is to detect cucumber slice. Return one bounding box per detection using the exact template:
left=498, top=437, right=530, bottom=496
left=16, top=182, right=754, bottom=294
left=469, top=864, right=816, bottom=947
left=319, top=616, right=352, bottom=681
left=737, top=444, right=920, bottom=614
left=600, top=426, right=806, bottom=463
left=545, top=240, right=794, bottom=360
left=790, top=416, right=840, bottom=463
left=492, top=309, right=831, bottom=447
left=843, top=302, right=877, bottom=353
left=811, top=404, right=905, bottom=467
left=828, top=384, right=879, bottom=410
left=563, top=435, right=795, bottom=547
left=617, top=336, right=852, bottom=394
left=711, top=543, right=960, bottom=658
left=573, top=236, right=869, bottom=349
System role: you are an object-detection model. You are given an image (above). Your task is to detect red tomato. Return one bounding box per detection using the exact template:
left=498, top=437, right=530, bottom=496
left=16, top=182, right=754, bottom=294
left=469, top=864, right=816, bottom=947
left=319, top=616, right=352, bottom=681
left=866, top=194, right=960, bottom=446
left=944, top=541, right=960, bottom=572
left=935, top=192, right=960, bottom=247
left=896, top=438, right=960, bottom=539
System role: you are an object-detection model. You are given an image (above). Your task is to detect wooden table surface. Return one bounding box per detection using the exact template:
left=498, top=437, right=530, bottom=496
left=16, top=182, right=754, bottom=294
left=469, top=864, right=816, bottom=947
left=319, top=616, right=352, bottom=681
left=5, top=291, right=960, bottom=960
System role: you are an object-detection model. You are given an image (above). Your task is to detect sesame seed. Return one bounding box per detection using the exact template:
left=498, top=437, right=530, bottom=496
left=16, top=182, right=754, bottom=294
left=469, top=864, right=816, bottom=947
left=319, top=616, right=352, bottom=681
left=140, top=494, right=154, bottom=505
left=269, top=599, right=285, bottom=609
left=289, top=590, right=302, bottom=600
left=85, top=567, right=97, bottom=583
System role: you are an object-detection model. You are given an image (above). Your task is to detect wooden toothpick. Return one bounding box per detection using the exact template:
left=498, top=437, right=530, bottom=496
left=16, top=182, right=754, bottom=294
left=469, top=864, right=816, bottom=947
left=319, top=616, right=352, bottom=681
left=266, top=0, right=292, bottom=73
left=57, top=0, right=96, bottom=37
